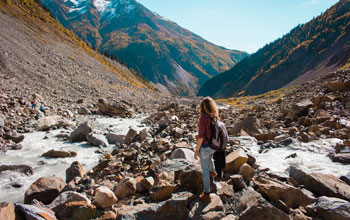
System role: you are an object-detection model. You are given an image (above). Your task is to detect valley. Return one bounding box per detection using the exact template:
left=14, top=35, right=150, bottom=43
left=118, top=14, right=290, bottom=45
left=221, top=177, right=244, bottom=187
left=1, top=0, right=350, bottom=219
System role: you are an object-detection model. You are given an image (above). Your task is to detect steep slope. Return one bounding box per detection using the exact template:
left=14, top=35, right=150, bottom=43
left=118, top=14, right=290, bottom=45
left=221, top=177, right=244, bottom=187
left=0, top=0, right=155, bottom=105
left=40, top=0, right=248, bottom=95
left=199, top=0, right=350, bottom=98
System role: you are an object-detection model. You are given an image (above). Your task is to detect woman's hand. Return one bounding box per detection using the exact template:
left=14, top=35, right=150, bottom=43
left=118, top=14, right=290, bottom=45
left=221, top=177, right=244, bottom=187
left=194, top=150, right=199, bottom=160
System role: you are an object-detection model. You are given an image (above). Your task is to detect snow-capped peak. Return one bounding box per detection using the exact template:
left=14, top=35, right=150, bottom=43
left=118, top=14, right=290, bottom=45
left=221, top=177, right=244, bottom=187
left=93, top=0, right=111, bottom=12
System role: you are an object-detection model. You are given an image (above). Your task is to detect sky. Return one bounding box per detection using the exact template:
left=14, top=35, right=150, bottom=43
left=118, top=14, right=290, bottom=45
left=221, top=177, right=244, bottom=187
left=137, top=0, right=339, bottom=53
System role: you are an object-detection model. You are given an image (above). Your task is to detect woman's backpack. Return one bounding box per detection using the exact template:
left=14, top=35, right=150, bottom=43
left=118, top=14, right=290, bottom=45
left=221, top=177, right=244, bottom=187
left=208, top=117, right=228, bottom=152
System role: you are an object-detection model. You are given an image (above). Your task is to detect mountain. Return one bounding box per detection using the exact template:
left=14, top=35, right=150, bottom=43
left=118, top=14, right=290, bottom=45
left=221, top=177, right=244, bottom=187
left=39, top=0, right=248, bottom=95
left=0, top=0, right=155, bottom=105
left=198, top=0, right=350, bottom=98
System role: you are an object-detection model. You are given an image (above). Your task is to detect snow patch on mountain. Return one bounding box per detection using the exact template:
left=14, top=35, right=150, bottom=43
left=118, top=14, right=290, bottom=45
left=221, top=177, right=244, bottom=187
left=94, top=0, right=110, bottom=12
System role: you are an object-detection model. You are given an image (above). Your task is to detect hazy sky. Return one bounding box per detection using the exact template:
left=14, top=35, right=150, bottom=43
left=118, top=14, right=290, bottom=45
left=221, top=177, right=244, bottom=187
left=137, top=0, right=339, bottom=53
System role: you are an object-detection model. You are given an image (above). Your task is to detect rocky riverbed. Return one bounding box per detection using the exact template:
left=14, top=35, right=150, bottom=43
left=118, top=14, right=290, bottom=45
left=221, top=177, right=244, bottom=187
left=1, top=69, right=350, bottom=219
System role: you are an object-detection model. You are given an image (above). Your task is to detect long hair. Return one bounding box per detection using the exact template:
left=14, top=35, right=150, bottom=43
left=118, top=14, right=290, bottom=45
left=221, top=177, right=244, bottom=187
left=199, top=97, right=219, bottom=119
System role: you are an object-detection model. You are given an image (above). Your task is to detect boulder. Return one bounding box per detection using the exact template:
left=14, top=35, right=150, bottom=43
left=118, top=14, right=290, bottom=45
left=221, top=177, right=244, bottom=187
left=231, top=116, right=263, bottom=136
left=66, top=161, right=85, bottom=183
left=152, top=185, right=175, bottom=202
left=87, top=134, right=108, bottom=148
left=78, top=107, right=90, bottom=115
left=306, top=196, right=350, bottom=220
left=179, top=164, right=202, bottom=187
left=255, top=132, right=277, bottom=142
left=154, top=192, right=194, bottom=219
left=329, top=153, right=350, bottom=164
left=94, top=186, right=117, bottom=208
left=327, top=81, right=348, bottom=91
left=114, top=177, right=136, bottom=199
left=287, top=99, right=313, bottom=121
left=11, top=135, right=25, bottom=143
left=290, top=166, right=350, bottom=201
left=201, top=211, right=226, bottom=220
left=105, top=133, right=124, bottom=144
left=254, top=176, right=315, bottom=208
left=238, top=198, right=290, bottom=220
left=158, top=119, right=171, bottom=130
left=0, top=202, right=15, bottom=220
left=189, top=194, right=224, bottom=219
left=230, top=188, right=263, bottom=214
left=170, top=148, right=195, bottom=162
left=24, top=176, right=66, bottom=204
left=123, top=127, right=138, bottom=145
left=230, top=175, right=247, bottom=191
left=37, top=115, right=73, bottom=131
left=42, top=149, right=77, bottom=158
left=0, top=164, right=33, bottom=176
left=97, top=98, right=132, bottom=118
left=225, top=148, right=248, bottom=173
left=239, top=163, right=256, bottom=182
left=15, top=203, right=57, bottom=220
left=141, top=177, right=155, bottom=191
left=216, top=182, right=235, bottom=198
left=116, top=192, right=194, bottom=220
left=47, top=191, right=91, bottom=213
left=69, top=121, right=92, bottom=142
left=313, top=95, right=337, bottom=109
left=55, top=201, right=96, bottom=220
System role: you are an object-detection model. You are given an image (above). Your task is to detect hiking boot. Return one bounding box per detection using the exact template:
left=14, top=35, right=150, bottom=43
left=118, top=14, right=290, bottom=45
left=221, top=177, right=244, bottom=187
left=209, top=171, right=217, bottom=178
left=199, top=192, right=211, bottom=202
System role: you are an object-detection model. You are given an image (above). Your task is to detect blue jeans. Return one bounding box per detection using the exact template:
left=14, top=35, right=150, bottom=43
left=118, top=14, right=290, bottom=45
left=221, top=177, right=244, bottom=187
left=199, top=144, right=215, bottom=194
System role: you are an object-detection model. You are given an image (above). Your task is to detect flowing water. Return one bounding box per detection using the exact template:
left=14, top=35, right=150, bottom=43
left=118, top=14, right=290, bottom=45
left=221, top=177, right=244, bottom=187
left=238, top=136, right=350, bottom=177
left=0, top=115, right=148, bottom=202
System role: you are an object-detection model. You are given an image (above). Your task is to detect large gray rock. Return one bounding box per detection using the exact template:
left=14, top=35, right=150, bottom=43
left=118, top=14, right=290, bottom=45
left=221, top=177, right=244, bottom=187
left=286, top=99, right=313, bottom=121
left=290, top=166, right=350, bottom=201
left=65, top=161, right=85, bottom=183
left=170, top=148, right=195, bottom=162
left=231, top=116, right=263, bottom=136
left=47, top=191, right=91, bottom=213
left=189, top=194, right=224, bottom=220
left=255, top=176, right=315, bottom=208
left=225, top=148, right=248, bottom=174
left=37, top=115, right=73, bottom=131
left=123, top=127, right=138, bottom=145
left=24, top=176, right=66, bottom=205
left=239, top=198, right=290, bottom=220
left=306, top=196, right=350, bottom=220
left=69, top=121, right=92, bottom=142
left=105, top=133, right=124, bottom=144
left=97, top=98, right=133, bottom=118
left=117, top=192, right=194, bottom=220
left=87, top=134, right=108, bottom=147
left=15, top=203, right=57, bottom=220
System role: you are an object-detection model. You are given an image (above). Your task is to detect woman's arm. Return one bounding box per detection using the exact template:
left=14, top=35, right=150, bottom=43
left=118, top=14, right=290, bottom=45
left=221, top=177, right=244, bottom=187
left=194, top=138, right=203, bottom=160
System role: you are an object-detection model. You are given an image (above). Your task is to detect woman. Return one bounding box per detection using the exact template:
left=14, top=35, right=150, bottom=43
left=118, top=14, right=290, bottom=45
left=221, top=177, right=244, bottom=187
left=194, top=97, right=219, bottom=202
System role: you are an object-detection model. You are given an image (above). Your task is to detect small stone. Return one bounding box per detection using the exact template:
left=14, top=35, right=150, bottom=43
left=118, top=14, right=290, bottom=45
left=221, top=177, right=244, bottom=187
left=94, top=186, right=117, bottom=208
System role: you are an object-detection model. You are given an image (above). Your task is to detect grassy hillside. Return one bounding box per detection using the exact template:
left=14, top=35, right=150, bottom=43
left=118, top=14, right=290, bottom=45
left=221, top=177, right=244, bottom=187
left=0, top=0, right=154, bottom=90
left=199, top=0, right=350, bottom=98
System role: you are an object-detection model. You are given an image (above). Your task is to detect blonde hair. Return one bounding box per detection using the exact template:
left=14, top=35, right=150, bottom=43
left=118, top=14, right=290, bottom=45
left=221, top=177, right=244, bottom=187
left=199, top=97, right=219, bottom=119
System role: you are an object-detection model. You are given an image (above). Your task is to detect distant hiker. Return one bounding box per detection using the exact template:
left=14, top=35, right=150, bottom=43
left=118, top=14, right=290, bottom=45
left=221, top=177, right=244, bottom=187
left=31, top=94, right=37, bottom=110
left=39, top=105, right=46, bottom=114
left=194, top=97, right=219, bottom=202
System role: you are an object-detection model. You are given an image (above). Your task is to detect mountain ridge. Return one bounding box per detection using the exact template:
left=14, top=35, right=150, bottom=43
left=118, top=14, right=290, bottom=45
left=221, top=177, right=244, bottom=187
left=40, top=0, right=248, bottom=95
left=198, top=0, right=350, bottom=98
